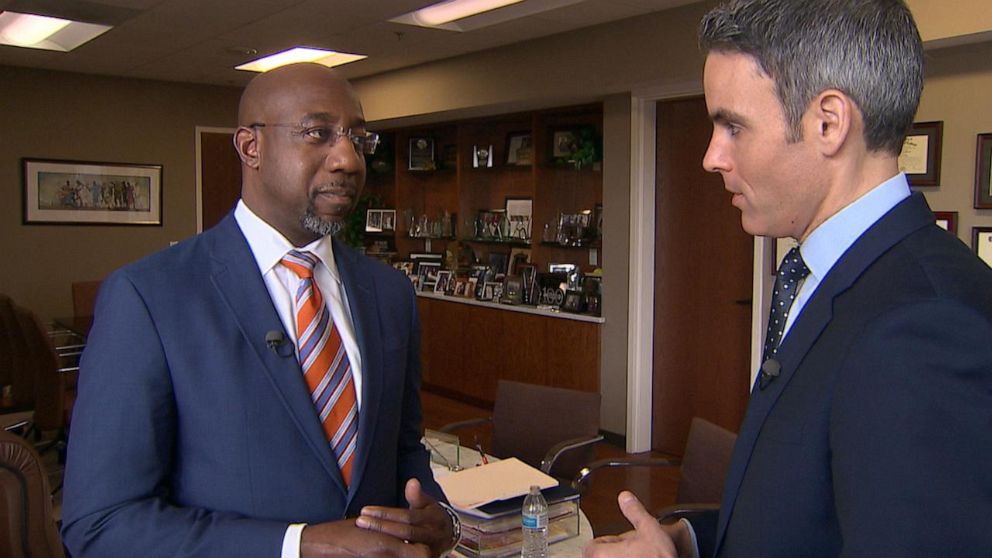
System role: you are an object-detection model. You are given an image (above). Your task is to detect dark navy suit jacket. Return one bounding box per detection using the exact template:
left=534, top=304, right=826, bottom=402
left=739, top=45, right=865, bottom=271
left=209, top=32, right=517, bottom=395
left=61, top=213, right=443, bottom=557
left=693, top=193, right=992, bottom=557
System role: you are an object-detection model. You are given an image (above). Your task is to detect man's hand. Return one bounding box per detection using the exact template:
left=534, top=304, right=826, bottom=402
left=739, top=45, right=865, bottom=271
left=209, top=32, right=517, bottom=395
left=300, top=518, right=430, bottom=558
left=356, top=478, right=455, bottom=557
left=583, top=491, right=691, bottom=558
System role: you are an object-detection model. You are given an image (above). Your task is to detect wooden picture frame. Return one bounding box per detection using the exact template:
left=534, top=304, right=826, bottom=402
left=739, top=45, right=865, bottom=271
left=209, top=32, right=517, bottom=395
left=550, top=128, right=579, bottom=160
left=408, top=136, right=435, bottom=171
left=22, top=158, right=162, bottom=225
left=898, top=121, right=942, bottom=187
left=972, top=227, right=992, bottom=267
left=505, top=197, right=532, bottom=241
left=974, top=133, right=992, bottom=209
left=365, top=209, right=383, bottom=232
left=933, top=211, right=958, bottom=235
left=505, top=131, right=533, bottom=166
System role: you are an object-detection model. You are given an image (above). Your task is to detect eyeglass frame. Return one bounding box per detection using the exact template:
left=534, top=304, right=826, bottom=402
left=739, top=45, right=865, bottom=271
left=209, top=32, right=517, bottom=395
left=249, top=122, right=380, bottom=155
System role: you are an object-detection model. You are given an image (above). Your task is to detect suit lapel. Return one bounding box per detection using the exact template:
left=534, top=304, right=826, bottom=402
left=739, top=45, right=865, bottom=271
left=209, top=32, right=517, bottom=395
left=332, top=239, right=383, bottom=500
left=713, top=193, right=935, bottom=553
left=205, top=215, right=343, bottom=488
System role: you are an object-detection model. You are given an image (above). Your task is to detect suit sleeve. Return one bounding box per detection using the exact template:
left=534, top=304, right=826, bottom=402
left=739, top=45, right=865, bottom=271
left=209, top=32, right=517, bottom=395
left=830, top=298, right=992, bottom=555
left=394, top=278, right=447, bottom=503
left=60, top=271, right=288, bottom=557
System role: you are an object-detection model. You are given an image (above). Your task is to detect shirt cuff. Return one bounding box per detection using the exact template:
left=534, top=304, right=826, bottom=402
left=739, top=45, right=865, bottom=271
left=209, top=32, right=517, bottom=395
left=680, top=518, right=701, bottom=558
left=281, top=523, right=306, bottom=558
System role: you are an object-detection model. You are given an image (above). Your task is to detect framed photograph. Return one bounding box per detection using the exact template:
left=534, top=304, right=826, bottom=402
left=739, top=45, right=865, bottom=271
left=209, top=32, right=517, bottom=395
left=466, top=277, right=479, bottom=298
left=453, top=278, right=467, bottom=297
left=505, top=132, right=533, bottom=166
left=473, top=144, right=493, bottom=168
left=416, top=261, right=441, bottom=284
left=479, top=282, right=495, bottom=301
left=551, top=128, right=579, bottom=159
left=933, top=211, right=958, bottom=235
left=392, top=261, right=415, bottom=276
left=434, top=271, right=452, bottom=294
left=22, top=158, right=162, bottom=225
left=381, top=209, right=396, bottom=232
left=561, top=290, right=583, bottom=313
left=408, top=136, right=435, bottom=171
left=366, top=209, right=383, bottom=232
left=972, top=227, right=992, bottom=267
left=974, top=133, right=992, bottom=209
left=488, top=252, right=509, bottom=275
left=505, top=197, right=532, bottom=241
left=897, top=121, right=942, bottom=187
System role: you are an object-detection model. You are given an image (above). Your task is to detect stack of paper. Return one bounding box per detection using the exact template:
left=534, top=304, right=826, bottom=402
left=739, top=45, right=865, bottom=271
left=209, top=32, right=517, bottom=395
left=435, top=457, right=558, bottom=511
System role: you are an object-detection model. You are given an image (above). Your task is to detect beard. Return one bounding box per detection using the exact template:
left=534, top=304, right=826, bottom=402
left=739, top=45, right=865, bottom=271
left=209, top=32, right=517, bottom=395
left=301, top=206, right=343, bottom=237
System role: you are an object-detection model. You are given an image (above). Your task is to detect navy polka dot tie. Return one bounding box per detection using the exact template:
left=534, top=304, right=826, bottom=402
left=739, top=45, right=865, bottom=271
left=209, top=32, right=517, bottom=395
left=762, top=246, right=810, bottom=363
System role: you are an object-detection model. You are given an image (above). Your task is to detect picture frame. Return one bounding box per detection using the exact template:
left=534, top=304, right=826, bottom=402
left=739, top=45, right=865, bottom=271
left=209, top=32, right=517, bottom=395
left=434, top=271, right=452, bottom=294
left=898, top=121, right=942, bottom=187
left=380, top=209, right=396, bottom=232
left=972, top=227, right=992, bottom=267
left=473, top=144, right=493, bottom=168
left=974, top=133, right=992, bottom=209
left=466, top=277, right=479, bottom=298
left=561, top=290, right=583, bottom=313
left=508, top=247, right=531, bottom=276
left=453, top=278, right=467, bottom=297
left=22, top=158, right=162, bottom=225
left=488, top=252, right=509, bottom=275
left=365, top=209, right=383, bottom=232
left=408, top=136, right=435, bottom=171
left=505, top=197, right=532, bottom=241
left=505, top=131, right=533, bottom=166
left=551, top=128, right=579, bottom=159
left=933, top=211, right=958, bottom=235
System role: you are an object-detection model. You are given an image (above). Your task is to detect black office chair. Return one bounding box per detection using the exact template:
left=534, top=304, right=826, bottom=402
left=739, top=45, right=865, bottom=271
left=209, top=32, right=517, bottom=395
left=573, top=417, right=737, bottom=531
left=440, top=380, right=603, bottom=479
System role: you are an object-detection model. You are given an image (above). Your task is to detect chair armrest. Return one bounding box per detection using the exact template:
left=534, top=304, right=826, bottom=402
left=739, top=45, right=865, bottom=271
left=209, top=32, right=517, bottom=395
left=656, top=503, right=719, bottom=524
left=572, top=456, right=681, bottom=491
left=437, top=417, right=493, bottom=434
left=540, top=435, right=604, bottom=474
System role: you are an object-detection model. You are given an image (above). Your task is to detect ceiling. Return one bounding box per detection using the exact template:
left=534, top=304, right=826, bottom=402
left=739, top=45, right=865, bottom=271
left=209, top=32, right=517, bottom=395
left=0, top=0, right=700, bottom=87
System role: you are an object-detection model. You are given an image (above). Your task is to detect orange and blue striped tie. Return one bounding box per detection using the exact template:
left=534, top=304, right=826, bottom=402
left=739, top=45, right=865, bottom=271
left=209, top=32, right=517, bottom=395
left=281, top=250, right=359, bottom=485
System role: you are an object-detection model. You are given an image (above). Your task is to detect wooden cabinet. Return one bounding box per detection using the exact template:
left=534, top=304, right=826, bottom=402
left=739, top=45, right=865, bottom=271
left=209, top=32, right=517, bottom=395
left=417, top=296, right=600, bottom=407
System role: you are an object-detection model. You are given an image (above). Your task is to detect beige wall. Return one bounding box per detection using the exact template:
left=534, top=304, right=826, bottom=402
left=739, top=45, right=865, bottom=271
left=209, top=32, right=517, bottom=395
left=915, top=41, right=992, bottom=242
left=0, top=66, right=241, bottom=320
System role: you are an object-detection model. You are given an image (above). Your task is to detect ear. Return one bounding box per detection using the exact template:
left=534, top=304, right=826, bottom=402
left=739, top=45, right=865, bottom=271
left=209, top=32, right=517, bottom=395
left=233, top=126, right=261, bottom=169
left=808, top=89, right=854, bottom=157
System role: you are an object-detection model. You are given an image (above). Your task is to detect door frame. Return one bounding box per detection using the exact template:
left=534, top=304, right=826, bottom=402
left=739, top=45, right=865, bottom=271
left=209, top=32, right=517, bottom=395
left=626, top=82, right=773, bottom=453
left=195, top=126, right=237, bottom=233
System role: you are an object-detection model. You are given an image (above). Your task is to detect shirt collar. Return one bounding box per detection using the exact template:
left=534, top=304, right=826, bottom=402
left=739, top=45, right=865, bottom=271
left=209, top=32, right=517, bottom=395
left=800, top=172, right=911, bottom=281
left=234, top=200, right=340, bottom=283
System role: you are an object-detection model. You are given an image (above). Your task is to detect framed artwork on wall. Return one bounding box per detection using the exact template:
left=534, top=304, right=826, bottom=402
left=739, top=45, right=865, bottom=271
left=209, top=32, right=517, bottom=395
left=897, top=121, right=942, bottom=187
left=933, top=211, right=958, bottom=235
left=972, top=227, right=992, bottom=267
left=974, top=133, right=992, bottom=208
left=22, top=158, right=162, bottom=225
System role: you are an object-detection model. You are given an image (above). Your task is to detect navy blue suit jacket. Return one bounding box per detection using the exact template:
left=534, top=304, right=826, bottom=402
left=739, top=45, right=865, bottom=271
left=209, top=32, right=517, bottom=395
left=61, top=213, right=443, bottom=557
left=693, top=193, right=992, bottom=557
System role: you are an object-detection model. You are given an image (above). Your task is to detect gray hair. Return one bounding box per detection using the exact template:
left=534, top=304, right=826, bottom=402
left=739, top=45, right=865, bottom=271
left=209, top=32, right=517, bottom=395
left=699, top=0, right=923, bottom=155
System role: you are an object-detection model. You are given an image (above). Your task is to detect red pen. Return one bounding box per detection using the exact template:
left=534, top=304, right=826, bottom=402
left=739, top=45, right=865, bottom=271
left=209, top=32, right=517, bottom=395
left=474, top=437, right=489, bottom=465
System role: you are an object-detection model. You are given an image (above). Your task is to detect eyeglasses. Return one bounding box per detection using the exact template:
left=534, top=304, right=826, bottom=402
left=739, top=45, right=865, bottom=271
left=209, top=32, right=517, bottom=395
left=250, top=123, right=380, bottom=155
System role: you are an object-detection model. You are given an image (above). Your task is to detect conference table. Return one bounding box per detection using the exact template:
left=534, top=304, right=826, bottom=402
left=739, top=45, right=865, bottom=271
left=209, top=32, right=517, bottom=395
left=425, top=434, right=593, bottom=557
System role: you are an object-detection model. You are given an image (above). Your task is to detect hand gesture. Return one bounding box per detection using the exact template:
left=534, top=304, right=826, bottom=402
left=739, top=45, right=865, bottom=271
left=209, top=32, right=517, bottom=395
left=583, top=491, right=687, bottom=558
left=356, top=478, right=455, bottom=557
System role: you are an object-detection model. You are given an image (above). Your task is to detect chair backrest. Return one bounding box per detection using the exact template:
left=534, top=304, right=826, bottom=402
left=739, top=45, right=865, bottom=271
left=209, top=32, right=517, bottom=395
left=13, top=307, right=64, bottom=433
left=71, top=280, right=102, bottom=319
left=675, top=417, right=738, bottom=504
left=0, top=431, right=66, bottom=558
left=491, top=380, right=600, bottom=479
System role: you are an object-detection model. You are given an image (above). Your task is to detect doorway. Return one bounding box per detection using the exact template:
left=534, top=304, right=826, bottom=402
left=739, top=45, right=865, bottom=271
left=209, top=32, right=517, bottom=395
left=196, top=127, right=241, bottom=232
left=651, top=96, right=752, bottom=455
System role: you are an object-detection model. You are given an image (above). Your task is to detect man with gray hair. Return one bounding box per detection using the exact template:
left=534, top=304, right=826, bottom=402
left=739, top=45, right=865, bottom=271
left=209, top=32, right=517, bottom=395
left=585, top=1, right=992, bottom=556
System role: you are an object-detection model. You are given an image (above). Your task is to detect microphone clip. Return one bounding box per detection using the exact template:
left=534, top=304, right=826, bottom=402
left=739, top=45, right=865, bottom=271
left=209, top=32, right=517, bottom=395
left=265, top=330, right=294, bottom=358
left=759, top=358, right=781, bottom=390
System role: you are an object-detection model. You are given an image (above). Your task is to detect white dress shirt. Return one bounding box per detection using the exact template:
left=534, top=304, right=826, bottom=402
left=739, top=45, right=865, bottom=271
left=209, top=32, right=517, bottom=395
left=233, top=200, right=364, bottom=558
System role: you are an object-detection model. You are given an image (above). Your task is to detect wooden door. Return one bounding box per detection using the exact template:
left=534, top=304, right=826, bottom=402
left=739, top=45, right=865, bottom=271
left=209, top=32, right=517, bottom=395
left=652, top=96, right=752, bottom=455
left=199, top=130, right=241, bottom=231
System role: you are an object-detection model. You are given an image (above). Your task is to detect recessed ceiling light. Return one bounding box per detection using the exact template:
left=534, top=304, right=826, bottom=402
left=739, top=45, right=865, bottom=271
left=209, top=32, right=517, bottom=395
left=403, top=0, right=525, bottom=27
left=235, top=47, right=367, bottom=73
left=0, top=11, right=112, bottom=51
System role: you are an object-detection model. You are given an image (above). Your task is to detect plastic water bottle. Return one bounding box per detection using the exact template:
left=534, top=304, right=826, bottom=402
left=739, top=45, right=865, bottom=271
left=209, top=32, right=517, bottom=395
left=521, top=484, right=549, bottom=558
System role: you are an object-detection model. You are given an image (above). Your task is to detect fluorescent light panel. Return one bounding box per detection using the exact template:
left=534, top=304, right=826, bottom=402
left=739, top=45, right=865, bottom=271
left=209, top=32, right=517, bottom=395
left=409, top=0, right=525, bottom=26
left=0, top=11, right=112, bottom=51
left=235, top=47, right=367, bottom=73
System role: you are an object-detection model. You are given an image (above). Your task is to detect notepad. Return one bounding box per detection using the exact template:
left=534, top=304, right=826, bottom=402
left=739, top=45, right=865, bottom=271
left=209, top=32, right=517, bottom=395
left=436, top=457, right=558, bottom=511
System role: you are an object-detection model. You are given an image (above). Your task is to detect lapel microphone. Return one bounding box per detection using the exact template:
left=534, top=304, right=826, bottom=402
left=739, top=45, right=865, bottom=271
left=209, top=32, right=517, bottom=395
left=759, top=358, right=781, bottom=390
left=265, top=330, right=294, bottom=358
